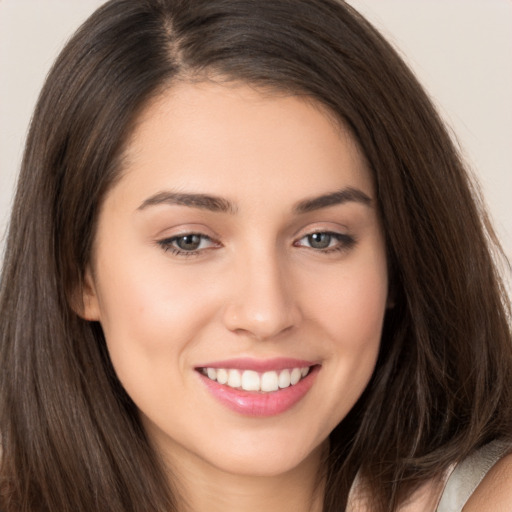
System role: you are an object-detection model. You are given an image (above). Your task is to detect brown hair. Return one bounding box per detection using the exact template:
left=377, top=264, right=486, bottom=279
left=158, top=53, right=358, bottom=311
left=1, top=1, right=511, bottom=510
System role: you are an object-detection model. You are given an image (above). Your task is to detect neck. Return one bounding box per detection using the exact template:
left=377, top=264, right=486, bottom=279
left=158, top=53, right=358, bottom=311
left=163, top=442, right=326, bottom=512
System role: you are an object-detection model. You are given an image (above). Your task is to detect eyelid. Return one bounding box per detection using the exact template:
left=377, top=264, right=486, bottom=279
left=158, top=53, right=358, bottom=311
left=154, top=224, right=356, bottom=257
left=157, top=231, right=222, bottom=256
left=293, top=229, right=357, bottom=253
left=153, top=221, right=220, bottom=239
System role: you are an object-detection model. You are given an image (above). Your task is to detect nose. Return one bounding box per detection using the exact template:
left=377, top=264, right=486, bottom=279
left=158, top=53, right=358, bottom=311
left=222, top=250, right=301, bottom=340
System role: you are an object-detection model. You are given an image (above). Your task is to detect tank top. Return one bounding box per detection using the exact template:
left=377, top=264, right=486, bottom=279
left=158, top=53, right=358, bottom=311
left=347, top=439, right=510, bottom=512
left=436, top=439, right=510, bottom=511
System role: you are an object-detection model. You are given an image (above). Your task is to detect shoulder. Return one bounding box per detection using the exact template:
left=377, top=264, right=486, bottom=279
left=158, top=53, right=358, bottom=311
left=462, top=450, right=512, bottom=511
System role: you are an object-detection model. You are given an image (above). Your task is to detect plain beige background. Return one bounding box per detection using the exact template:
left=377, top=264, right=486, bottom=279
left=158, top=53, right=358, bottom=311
left=1, top=0, right=511, bottom=285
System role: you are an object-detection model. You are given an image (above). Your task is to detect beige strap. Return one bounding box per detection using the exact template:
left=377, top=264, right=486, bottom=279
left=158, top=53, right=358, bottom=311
left=436, top=439, right=510, bottom=512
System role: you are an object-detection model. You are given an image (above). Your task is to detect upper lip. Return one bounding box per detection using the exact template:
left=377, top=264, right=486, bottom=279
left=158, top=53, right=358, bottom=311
left=195, top=357, right=318, bottom=373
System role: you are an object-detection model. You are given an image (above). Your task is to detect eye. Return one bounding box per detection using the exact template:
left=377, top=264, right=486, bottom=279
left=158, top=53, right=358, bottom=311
left=157, top=233, right=217, bottom=255
left=295, top=231, right=356, bottom=253
left=305, top=232, right=334, bottom=249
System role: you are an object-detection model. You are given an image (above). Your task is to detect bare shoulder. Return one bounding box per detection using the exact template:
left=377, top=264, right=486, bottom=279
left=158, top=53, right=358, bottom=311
left=463, top=450, right=512, bottom=511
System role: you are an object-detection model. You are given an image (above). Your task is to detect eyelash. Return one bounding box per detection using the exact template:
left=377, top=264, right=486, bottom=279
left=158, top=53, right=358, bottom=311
left=157, top=231, right=357, bottom=257
left=157, top=233, right=218, bottom=257
left=294, top=232, right=357, bottom=254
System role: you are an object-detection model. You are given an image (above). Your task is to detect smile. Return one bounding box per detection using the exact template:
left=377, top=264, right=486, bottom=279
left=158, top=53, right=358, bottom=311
left=200, top=366, right=310, bottom=393
left=196, top=359, right=320, bottom=417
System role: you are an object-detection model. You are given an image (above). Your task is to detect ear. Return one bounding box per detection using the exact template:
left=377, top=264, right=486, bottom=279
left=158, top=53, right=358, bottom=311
left=72, top=267, right=101, bottom=321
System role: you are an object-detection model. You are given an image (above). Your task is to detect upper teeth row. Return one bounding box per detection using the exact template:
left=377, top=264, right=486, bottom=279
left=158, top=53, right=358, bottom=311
left=202, top=367, right=310, bottom=393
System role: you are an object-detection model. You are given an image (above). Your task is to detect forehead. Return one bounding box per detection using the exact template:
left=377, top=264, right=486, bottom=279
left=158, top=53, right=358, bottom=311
left=114, top=80, right=373, bottom=207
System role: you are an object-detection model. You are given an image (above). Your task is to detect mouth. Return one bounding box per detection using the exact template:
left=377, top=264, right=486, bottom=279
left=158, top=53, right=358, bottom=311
left=198, top=365, right=311, bottom=393
left=195, top=359, right=320, bottom=417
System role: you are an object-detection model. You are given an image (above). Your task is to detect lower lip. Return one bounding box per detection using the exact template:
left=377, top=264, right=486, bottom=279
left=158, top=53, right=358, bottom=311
left=198, top=366, right=319, bottom=417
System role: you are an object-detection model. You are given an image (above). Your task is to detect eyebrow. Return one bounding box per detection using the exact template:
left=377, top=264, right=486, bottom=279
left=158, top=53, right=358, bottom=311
left=137, top=191, right=237, bottom=214
left=293, top=187, right=372, bottom=213
left=137, top=186, right=372, bottom=214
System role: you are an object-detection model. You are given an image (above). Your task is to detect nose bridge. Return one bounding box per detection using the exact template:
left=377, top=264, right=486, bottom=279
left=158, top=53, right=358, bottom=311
left=223, top=243, right=299, bottom=339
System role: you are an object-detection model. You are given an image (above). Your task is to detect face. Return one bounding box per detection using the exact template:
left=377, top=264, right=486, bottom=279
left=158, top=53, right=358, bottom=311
left=82, top=81, right=389, bottom=479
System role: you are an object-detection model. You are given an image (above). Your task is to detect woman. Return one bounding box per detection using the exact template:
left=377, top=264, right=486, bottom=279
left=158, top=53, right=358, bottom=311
left=1, top=1, right=511, bottom=511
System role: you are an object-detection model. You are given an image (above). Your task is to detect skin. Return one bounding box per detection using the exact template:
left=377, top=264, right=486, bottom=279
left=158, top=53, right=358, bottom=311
left=463, top=453, right=512, bottom=511
left=81, top=81, right=390, bottom=512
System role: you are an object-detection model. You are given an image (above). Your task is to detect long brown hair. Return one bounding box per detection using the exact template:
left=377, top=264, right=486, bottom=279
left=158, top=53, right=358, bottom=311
left=1, top=1, right=511, bottom=510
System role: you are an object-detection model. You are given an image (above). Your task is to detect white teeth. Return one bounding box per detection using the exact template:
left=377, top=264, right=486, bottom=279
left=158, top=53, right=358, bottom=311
left=261, top=371, right=279, bottom=392
left=278, top=369, right=291, bottom=388
left=216, top=368, right=228, bottom=385
left=201, top=365, right=312, bottom=392
left=227, top=369, right=241, bottom=388
left=290, top=368, right=302, bottom=385
left=241, top=370, right=260, bottom=391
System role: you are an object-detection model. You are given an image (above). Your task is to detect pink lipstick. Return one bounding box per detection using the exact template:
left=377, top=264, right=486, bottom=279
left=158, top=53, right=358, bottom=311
left=196, top=358, right=319, bottom=417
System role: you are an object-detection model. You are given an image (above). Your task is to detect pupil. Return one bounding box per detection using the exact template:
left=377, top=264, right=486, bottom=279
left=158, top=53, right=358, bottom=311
left=177, top=235, right=201, bottom=250
left=309, top=233, right=331, bottom=249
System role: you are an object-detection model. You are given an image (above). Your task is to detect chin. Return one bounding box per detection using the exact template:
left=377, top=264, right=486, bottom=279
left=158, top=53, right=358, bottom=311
left=197, top=432, right=327, bottom=478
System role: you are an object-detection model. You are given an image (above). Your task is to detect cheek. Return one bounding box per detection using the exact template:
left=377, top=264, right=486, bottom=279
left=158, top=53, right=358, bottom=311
left=93, top=250, right=221, bottom=390
left=306, top=245, right=388, bottom=411
left=97, top=248, right=213, bottom=333
left=309, top=250, right=388, bottom=350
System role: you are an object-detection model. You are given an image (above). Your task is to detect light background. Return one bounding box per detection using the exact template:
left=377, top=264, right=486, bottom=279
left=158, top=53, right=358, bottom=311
left=1, top=1, right=511, bottom=287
